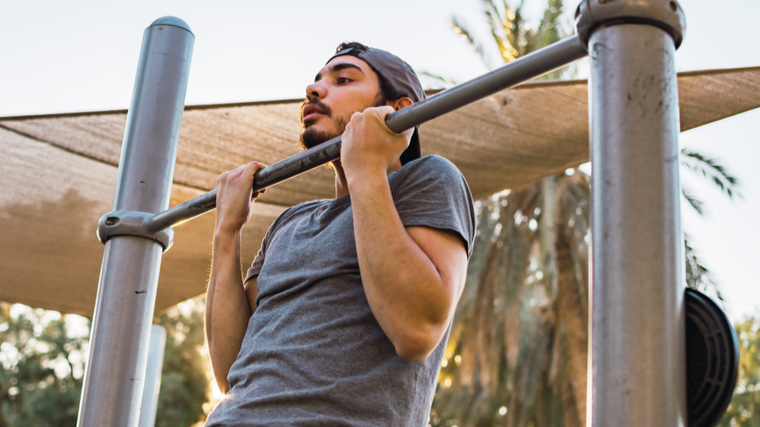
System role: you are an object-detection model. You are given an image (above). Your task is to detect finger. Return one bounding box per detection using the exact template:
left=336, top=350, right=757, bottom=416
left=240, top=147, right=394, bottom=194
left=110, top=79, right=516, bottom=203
left=251, top=187, right=267, bottom=199
left=343, top=121, right=353, bottom=139
left=373, top=105, right=395, bottom=119
left=245, top=161, right=267, bottom=178
left=369, top=106, right=399, bottom=135
left=247, top=161, right=267, bottom=170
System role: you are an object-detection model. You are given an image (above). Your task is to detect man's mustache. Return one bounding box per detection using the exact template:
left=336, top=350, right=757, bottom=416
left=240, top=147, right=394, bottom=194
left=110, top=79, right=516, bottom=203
left=301, top=99, right=332, bottom=120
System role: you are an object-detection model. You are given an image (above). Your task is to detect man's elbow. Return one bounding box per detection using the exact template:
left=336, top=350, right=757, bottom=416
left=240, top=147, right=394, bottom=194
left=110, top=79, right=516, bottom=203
left=393, top=323, right=447, bottom=362
left=209, top=355, right=231, bottom=394
left=395, top=343, right=435, bottom=362
left=215, top=376, right=231, bottom=395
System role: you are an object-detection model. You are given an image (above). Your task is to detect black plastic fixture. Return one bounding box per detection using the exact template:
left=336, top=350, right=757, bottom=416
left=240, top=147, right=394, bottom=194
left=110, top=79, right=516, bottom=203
left=685, top=288, right=739, bottom=427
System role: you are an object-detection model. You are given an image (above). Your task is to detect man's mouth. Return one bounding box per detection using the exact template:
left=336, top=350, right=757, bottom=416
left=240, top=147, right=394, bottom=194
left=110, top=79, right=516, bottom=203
left=302, top=103, right=327, bottom=123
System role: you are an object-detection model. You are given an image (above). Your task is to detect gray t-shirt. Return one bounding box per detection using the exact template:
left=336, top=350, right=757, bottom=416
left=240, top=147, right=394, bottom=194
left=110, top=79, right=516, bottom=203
left=205, top=155, right=475, bottom=427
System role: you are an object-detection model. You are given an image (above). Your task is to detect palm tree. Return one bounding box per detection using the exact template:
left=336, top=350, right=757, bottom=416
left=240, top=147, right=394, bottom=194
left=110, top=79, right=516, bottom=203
left=427, top=1, right=741, bottom=426
left=680, top=149, right=741, bottom=299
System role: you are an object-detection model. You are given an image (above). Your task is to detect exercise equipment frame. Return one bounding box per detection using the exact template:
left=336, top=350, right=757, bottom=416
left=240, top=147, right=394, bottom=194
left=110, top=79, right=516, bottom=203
left=78, top=2, right=703, bottom=426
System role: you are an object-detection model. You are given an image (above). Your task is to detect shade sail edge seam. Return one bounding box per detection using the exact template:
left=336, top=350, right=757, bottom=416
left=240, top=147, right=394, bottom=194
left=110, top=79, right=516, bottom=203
left=0, top=123, right=120, bottom=169
left=680, top=105, right=760, bottom=132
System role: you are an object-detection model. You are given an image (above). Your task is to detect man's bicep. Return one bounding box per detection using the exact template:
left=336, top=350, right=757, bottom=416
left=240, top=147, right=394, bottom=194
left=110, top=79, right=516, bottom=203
left=243, top=276, right=259, bottom=314
left=406, top=226, right=468, bottom=311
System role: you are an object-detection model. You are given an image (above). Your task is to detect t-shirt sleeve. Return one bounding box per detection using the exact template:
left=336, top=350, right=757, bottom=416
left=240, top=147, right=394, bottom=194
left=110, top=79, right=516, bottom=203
left=244, top=206, right=294, bottom=283
left=245, top=235, right=268, bottom=284
left=390, top=155, right=477, bottom=258
left=245, top=244, right=266, bottom=284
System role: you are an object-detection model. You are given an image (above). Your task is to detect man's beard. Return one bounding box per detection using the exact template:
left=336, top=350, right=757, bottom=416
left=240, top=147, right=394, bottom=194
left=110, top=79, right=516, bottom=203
left=299, top=116, right=347, bottom=150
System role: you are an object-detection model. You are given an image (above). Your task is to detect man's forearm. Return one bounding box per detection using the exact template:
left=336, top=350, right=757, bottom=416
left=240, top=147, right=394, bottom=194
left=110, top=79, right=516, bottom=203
left=349, top=173, right=453, bottom=361
left=205, top=230, right=252, bottom=392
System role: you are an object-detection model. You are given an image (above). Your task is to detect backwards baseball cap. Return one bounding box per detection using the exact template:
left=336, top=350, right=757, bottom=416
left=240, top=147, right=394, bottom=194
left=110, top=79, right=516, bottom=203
left=327, top=42, right=425, bottom=165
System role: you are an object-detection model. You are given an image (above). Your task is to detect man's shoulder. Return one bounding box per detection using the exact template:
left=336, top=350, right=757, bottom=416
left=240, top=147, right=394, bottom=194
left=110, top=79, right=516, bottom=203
left=392, top=155, right=463, bottom=182
left=265, top=199, right=329, bottom=234
left=388, top=154, right=473, bottom=205
left=404, top=154, right=458, bottom=172
left=276, top=199, right=328, bottom=221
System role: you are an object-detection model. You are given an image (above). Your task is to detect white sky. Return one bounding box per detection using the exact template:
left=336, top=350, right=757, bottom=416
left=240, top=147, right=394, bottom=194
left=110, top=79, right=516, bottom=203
left=1, top=0, right=758, bottom=321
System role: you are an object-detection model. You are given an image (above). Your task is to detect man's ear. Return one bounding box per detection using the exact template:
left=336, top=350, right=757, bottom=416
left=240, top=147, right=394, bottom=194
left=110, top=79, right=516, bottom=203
left=388, top=97, right=414, bottom=111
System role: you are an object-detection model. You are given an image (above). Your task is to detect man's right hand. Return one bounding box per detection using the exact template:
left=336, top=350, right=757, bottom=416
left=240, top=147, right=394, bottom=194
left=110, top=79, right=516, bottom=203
left=215, top=161, right=267, bottom=236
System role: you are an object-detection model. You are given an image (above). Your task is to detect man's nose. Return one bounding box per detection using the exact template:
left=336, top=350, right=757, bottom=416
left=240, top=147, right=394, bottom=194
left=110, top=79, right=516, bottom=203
left=305, top=81, right=326, bottom=100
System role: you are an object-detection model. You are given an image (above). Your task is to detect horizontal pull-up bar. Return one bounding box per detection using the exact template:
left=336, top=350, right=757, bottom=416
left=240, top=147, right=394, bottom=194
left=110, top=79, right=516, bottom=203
left=146, top=35, right=588, bottom=232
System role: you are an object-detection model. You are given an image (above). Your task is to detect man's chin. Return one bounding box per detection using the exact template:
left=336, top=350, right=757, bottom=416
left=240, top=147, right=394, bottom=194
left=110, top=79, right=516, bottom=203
left=299, top=127, right=339, bottom=150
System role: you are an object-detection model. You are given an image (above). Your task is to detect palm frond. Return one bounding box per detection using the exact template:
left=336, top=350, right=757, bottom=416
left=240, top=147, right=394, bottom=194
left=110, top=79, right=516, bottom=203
left=680, top=148, right=742, bottom=199
left=536, top=0, right=565, bottom=47
left=682, top=187, right=705, bottom=216
left=684, top=234, right=723, bottom=302
left=481, top=0, right=520, bottom=62
left=418, top=71, right=458, bottom=90
left=449, top=16, right=494, bottom=69
left=481, top=0, right=507, bottom=41
left=509, top=3, right=528, bottom=57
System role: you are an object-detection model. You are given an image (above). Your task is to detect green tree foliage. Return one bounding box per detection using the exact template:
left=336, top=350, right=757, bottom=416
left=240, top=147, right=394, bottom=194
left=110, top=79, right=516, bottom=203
left=0, top=299, right=211, bottom=427
left=718, top=316, right=760, bottom=426
left=154, top=298, right=210, bottom=427
left=0, top=303, right=86, bottom=427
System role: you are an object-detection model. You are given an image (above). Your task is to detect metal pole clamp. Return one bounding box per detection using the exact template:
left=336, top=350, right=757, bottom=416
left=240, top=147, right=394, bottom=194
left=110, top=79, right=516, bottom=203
left=574, top=0, right=686, bottom=48
left=97, top=211, right=175, bottom=252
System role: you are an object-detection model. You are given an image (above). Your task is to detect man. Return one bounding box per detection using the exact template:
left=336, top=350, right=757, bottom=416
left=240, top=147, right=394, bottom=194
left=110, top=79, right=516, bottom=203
left=205, top=42, right=475, bottom=426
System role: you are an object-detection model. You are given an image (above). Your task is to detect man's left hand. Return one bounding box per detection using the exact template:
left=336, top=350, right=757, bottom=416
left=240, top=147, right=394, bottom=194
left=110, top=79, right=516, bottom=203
left=341, top=106, right=413, bottom=181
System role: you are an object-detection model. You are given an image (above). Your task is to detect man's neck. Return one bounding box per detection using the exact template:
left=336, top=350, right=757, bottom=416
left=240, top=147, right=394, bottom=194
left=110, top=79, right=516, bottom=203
left=334, top=162, right=350, bottom=199
left=332, top=160, right=403, bottom=199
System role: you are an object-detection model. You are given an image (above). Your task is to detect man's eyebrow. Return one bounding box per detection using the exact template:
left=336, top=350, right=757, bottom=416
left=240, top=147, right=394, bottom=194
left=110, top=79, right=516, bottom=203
left=314, top=63, right=365, bottom=82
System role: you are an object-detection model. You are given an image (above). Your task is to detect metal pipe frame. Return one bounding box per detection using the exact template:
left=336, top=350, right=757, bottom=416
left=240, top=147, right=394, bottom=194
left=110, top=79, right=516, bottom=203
left=138, top=325, right=167, bottom=427
left=82, top=3, right=692, bottom=425
left=77, top=17, right=194, bottom=427
left=146, top=35, right=589, bottom=232
left=580, top=0, right=687, bottom=425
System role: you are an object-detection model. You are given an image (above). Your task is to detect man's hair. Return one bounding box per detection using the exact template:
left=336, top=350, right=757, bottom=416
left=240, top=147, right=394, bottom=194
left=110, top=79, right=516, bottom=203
left=334, top=42, right=410, bottom=104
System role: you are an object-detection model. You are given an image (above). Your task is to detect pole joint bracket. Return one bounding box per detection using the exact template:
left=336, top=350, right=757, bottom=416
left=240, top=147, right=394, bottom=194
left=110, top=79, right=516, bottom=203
left=97, top=210, right=174, bottom=253
left=574, top=0, right=686, bottom=49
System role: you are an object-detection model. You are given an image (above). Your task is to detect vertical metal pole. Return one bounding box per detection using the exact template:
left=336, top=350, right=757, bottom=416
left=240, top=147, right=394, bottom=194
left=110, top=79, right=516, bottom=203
left=138, top=325, right=167, bottom=427
left=77, top=17, right=193, bottom=427
left=588, top=24, right=686, bottom=426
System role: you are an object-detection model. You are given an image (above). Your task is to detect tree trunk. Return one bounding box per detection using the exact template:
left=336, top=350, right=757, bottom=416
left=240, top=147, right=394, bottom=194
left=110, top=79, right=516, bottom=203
left=556, top=227, right=588, bottom=426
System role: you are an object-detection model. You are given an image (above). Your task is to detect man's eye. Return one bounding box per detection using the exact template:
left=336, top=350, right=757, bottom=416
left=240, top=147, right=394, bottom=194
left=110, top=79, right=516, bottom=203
left=337, top=77, right=351, bottom=84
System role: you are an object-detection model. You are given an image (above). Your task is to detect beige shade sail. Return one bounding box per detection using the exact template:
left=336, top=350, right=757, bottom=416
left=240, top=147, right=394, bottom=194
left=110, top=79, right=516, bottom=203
left=0, top=66, right=758, bottom=317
